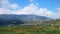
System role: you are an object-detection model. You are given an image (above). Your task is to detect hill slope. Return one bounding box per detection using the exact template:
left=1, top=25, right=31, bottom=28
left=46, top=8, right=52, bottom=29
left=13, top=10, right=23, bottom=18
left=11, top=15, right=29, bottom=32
left=0, top=14, right=52, bottom=26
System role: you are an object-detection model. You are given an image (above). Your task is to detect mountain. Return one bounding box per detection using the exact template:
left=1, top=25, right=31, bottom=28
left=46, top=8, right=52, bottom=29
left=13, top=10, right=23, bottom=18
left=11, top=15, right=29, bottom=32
left=0, top=14, right=52, bottom=26
left=18, top=14, right=52, bottom=21
left=0, top=14, right=52, bottom=22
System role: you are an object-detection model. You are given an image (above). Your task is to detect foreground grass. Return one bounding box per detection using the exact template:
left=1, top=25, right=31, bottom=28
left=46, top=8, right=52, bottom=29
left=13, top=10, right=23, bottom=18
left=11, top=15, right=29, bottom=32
left=0, top=26, right=60, bottom=34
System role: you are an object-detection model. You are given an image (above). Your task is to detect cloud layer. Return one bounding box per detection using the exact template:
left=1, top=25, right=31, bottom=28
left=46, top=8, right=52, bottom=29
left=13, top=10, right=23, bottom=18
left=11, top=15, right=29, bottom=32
left=0, top=0, right=60, bottom=19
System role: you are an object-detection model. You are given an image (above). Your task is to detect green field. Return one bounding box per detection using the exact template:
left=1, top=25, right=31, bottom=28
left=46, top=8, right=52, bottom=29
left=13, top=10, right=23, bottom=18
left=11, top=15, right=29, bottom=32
left=0, top=26, right=60, bottom=34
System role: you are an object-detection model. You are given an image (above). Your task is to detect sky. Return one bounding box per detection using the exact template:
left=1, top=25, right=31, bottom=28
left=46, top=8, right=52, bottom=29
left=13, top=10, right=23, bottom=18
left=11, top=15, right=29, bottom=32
left=0, top=0, right=60, bottom=19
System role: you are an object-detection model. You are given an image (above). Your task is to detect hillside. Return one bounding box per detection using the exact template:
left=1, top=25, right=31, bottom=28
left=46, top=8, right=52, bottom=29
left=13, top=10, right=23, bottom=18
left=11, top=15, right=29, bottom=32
left=0, top=14, right=52, bottom=26
left=21, top=19, right=60, bottom=26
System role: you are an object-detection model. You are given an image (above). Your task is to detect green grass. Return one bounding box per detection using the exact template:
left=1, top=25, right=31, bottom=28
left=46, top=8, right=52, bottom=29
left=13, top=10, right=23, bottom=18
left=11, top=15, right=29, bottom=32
left=0, top=26, right=60, bottom=34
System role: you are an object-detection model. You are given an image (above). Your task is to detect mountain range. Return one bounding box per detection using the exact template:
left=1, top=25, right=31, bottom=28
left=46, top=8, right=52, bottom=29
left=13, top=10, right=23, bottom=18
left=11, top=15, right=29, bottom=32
left=0, top=14, right=53, bottom=26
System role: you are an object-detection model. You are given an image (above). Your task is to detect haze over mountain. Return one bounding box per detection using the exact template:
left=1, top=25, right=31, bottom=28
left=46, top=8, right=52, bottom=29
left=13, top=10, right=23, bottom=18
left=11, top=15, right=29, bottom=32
left=0, top=14, right=52, bottom=26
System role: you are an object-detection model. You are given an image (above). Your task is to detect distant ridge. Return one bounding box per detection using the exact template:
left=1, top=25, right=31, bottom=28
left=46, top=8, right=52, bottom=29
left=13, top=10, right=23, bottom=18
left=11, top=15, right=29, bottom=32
left=0, top=14, right=52, bottom=26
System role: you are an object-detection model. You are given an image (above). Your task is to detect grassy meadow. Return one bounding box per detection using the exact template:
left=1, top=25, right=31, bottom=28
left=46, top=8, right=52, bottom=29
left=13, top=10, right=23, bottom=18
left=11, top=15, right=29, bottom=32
left=0, top=25, right=60, bottom=34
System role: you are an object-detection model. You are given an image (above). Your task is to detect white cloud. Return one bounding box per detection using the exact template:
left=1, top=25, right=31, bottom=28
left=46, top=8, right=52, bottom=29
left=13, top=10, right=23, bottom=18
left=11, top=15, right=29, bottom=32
left=53, top=8, right=60, bottom=19
left=17, top=4, right=38, bottom=14
left=0, top=8, right=16, bottom=14
left=0, top=8, right=6, bottom=14
left=29, top=0, right=34, bottom=3
left=17, top=4, right=54, bottom=18
left=0, top=0, right=18, bottom=9
left=56, top=8, right=60, bottom=12
left=9, top=3, right=18, bottom=9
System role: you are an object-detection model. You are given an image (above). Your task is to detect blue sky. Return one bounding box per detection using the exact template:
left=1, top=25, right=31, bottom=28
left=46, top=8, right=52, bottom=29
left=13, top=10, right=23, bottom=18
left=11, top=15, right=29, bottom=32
left=0, top=0, right=60, bottom=19
left=9, top=0, right=60, bottom=11
left=9, top=0, right=30, bottom=8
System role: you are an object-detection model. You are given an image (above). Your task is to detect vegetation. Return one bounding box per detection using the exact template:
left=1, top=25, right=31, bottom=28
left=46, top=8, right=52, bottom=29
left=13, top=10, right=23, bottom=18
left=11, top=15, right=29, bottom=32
left=0, top=25, right=60, bottom=34
left=0, top=15, right=60, bottom=34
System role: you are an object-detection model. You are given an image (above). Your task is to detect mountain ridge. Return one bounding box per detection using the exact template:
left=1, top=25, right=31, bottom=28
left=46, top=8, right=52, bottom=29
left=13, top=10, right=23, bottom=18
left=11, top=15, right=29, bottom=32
left=0, top=14, right=52, bottom=26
